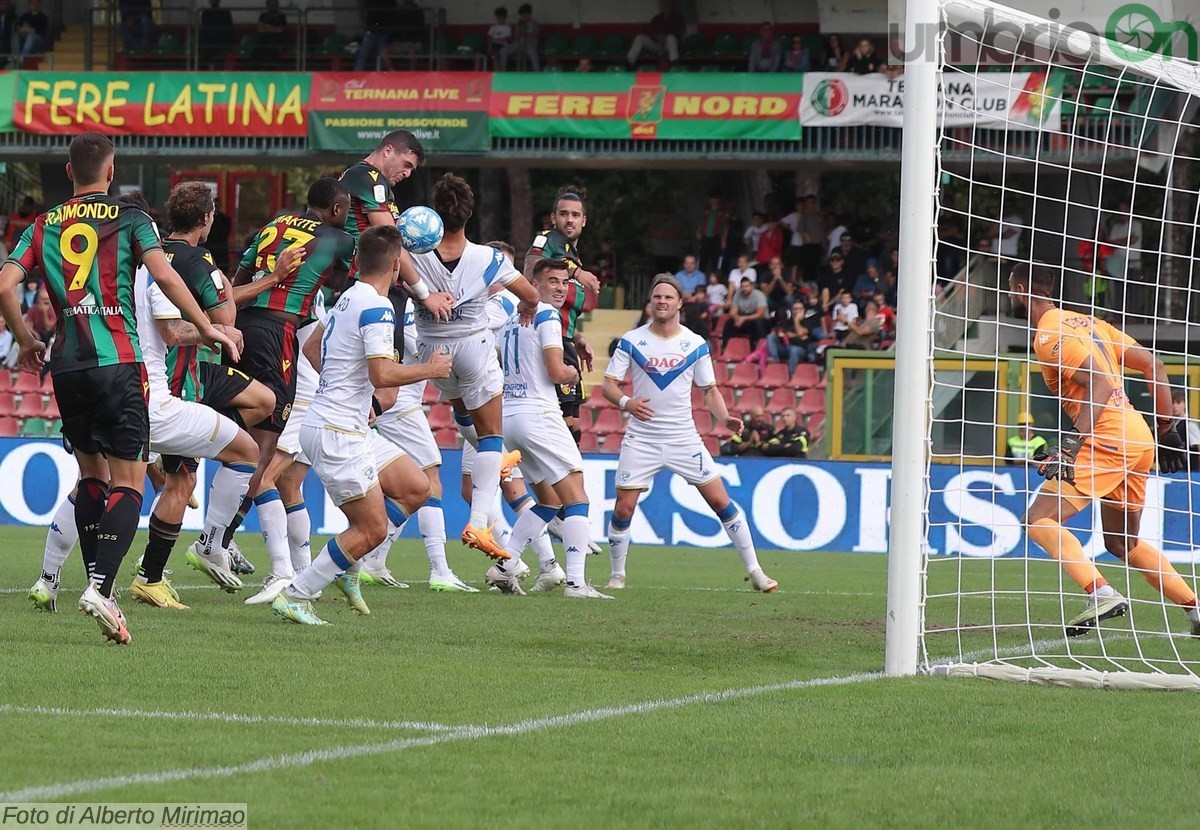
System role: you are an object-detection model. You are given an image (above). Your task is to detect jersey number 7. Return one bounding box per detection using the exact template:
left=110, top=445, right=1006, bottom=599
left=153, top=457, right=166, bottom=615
left=255, top=226, right=315, bottom=274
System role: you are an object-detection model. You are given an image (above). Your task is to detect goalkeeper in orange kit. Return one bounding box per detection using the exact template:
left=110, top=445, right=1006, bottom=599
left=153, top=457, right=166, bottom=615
left=1008, top=262, right=1196, bottom=637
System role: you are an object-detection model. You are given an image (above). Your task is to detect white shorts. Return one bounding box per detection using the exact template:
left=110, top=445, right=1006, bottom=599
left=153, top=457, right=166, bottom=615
left=503, top=408, right=582, bottom=485
left=300, top=422, right=405, bottom=506
left=374, top=404, right=441, bottom=470
left=276, top=398, right=312, bottom=464
left=615, top=432, right=719, bottom=490
left=149, top=395, right=241, bottom=461
left=418, top=333, right=502, bottom=412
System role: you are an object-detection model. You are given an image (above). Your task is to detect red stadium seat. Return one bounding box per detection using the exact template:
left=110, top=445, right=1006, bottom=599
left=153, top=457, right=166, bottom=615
left=427, top=404, right=455, bottom=431
left=735, top=387, right=766, bottom=411
left=593, top=409, right=625, bottom=435
left=43, top=396, right=60, bottom=420
left=691, top=386, right=706, bottom=409
left=816, top=338, right=838, bottom=354
left=693, top=409, right=713, bottom=434
left=0, top=394, right=15, bottom=416
left=13, top=372, right=44, bottom=395
left=755, top=363, right=791, bottom=389
left=588, top=386, right=616, bottom=409
left=0, top=372, right=13, bottom=392
left=0, top=417, right=17, bottom=437
left=577, top=432, right=601, bottom=453
left=790, top=364, right=820, bottom=390
left=602, top=432, right=622, bottom=453
left=707, top=339, right=722, bottom=362
left=702, top=435, right=721, bottom=457
left=797, top=388, right=826, bottom=417
left=719, top=386, right=735, bottom=409
left=434, top=428, right=459, bottom=448
left=766, top=388, right=797, bottom=415
left=726, top=363, right=759, bottom=389
left=709, top=420, right=733, bottom=440
left=806, top=412, right=825, bottom=439
left=16, top=395, right=45, bottom=417
left=422, top=384, right=440, bottom=405
left=721, top=338, right=751, bottom=364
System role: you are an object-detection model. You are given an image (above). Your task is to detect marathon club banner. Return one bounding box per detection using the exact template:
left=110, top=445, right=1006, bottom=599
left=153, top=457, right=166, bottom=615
left=4, top=439, right=1200, bottom=562
left=800, top=71, right=1065, bottom=130
left=14, top=72, right=309, bottom=136
left=308, top=72, right=490, bottom=152
left=489, top=72, right=802, bottom=141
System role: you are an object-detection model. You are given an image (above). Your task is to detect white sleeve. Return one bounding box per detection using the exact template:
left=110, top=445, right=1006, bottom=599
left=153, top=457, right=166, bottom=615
left=537, top=310, right=563, bottom=350
left=148, top=283, right=181, bottom=319
left=495, top=254, right=522, bottom=287
left=693, top=347, right=717, bottom=388
left=606, top=340, right=631, bottom=380
left=359, top=303, right=397, bottom=360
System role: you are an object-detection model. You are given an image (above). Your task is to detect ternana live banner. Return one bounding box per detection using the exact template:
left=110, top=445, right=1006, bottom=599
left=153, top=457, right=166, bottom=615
left=14, top=72, right=308, bottom=136
left=799, top=70, right=1065, bottom=130
left=489, top=72, right=803, bottom=141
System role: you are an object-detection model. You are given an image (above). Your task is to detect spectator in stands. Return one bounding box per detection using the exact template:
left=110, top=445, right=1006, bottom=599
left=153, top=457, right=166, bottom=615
left=742, top=212, right=766, bottom=265
left=832, top=232, right=870, bottom=285
left=4, top=196, right=35, bottom=250
left=844, top=300, right=883, bottom=349
left=759, top=256, right=795, bottom=313
left=755, top=217, right=785, bottom=272
left=849, top=201, right=880, bottom=254
left=844, top=38, right=880, bottom=74
left=0, top=0, right=17, bottom=67
left=198, top=0, right=234, bottom=67
left=727, top=254, right=756, bottom=295
left=768, top=300, right=817, bottom=374
left=816, top=252, right=846, bottom=311
left=1172, top=391, right=1200, bottom=468
left=990, top=210, right=1024, bottom=258
left=780, top=197, right=805, bottom=280
left=256, top=0, right=289, bottom=66
left=852, top=261, right=881, bottom=306
left=798, top=292, right=827, bottom=338
left=763, top=408, right=809, bottom=458
left=825, top=212, right=848, bottom=257
left=627, top=1, right=682, bottom=67
left=819, top=33, right=846, bottom=70
left=883, top=254, right=899, bottom=307
left=19, top=276, right=37, bottom=312
left=723, top=277, right=769, bottom=347
left=1105, top=199, right=1145, bottom=316
left=872, top=291, right=896, bottom=339
left=382, top=0, right=426, bottom=70
left=683, top=286, right=710, bottom=340
left=674, top=254, right=706, bottom=295
left=1005, top=412, right=1047, bottom=465
left=17, top=0, right=47, bottom=59
left=794, top=195, right=823, bottom=281
left=575, top=55, right=594, bottom=72
left=831, top=289, right=859, bottom=342
left=706, top=272, right=728, bottom=319
left=0, top=316, right=13, bottom=368
left=696, top=192, right=727, bottom=274
left=718, top=199, right=744, bottom=273
left=594, top=237, right=617, bottom=287
left=721, top=406, right=773, bottom=456
left=25, top=285, right=54, bottom=346
left=747, top=22, right=781, bottom=72
left=500, top=3, right=539, bottom=71
left=487, top=6, right=512, bottom=68
left=782, top=34, right=810, bottom=72
left=357, top=0, right=398, bottom=71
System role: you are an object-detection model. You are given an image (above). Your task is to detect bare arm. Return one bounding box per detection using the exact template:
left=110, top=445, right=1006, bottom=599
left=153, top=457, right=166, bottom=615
left=208, top=276, right=237, bottom=326
left=704, top=383, right=743, bottom=433
left=603, top=375, right=653, bottom=422
left=746, top=303, right=768, bottom=322
left=367, top=350, right=452, bottom=389
left=143, top=250, right=239, bottom=361
left=231, top=246, right=303, bottom=307
left=506, top=276, right=541, bottom=325
left=542, top=345, right=579, bottom=385
left=396, top=249, right=453, bottom=322
left=0, top=262, right=43, bottom=372
left=156, top=318, right=202, bottom=347
left=1123, top=344, right=1173, bottom=424
left=302, top=323, right=323, bottom=371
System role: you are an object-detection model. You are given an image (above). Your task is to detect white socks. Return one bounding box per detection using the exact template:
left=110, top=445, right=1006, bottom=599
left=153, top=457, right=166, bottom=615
left=607, top=517, right=631, bottom=578
left=719, top=506, right=760, bottom=573
left=561, top=505, right=590, bottom=588
left=255, top=490, right=293, bottom=579
left=40, top=495, right=78, bottom=584
left=289, top=539, right=349, bottom=600
left=418, top=499, right=450, bottom=578
left=200, top=462, right=255, bottom=555
left=285, top=502, right=311, bottom=572
left=469, top=435, right=504, bottom=529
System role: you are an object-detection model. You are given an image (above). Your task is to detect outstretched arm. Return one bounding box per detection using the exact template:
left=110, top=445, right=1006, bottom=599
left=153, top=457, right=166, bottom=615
left=1123, top=344, right=1173, bottom=425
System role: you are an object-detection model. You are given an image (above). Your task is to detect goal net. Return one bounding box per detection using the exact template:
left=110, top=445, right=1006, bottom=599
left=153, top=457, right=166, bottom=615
left=889, top=0, right=1200, bottom=688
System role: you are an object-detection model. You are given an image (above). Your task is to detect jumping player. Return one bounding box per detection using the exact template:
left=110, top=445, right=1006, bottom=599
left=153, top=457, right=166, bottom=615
left=602, top=274, right=778, bottom=593
left=1009, top=262, right=1196, bottom=636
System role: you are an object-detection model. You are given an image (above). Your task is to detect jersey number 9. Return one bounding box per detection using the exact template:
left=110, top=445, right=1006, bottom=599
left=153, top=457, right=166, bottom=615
left=62, top=224, right=99, bottom=291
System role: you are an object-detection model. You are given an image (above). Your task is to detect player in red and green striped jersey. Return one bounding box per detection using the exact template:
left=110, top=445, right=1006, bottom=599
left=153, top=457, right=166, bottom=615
left=0, top=132, right=238, bottom=645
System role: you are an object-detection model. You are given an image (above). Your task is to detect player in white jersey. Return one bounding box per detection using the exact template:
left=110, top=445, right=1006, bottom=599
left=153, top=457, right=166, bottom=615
left=273, top=225, right=452, bottom=625
left=603, top=275, right=778, bottom=593
left=486, top=259, right=611, bottom=598
left=365, top=309, right=477, bottom=592
left=403, top=173, right=540, bottom=562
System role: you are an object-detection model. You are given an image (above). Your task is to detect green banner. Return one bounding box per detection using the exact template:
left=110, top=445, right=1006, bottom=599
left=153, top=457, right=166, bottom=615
left=489, top=72, right=801, bottom=141
left=0, top=72, right=15, bottom=133
left=308, top=73, right=491, bottom=152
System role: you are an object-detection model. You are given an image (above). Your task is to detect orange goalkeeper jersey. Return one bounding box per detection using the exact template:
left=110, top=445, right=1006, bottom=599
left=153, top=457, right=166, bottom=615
left=1032, top=308, right=1153, bottom=451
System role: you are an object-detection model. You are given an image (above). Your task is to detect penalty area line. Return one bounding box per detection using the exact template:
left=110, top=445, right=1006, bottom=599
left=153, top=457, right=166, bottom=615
left=0, top=671, right=881, bottom=802
left=0, top=704, right=456, bottom=733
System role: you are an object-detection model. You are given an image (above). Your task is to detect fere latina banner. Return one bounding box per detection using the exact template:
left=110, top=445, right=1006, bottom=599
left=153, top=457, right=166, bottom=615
left=14, top=72, right=308, bottom=136
left=308, top=72, right=490, bottom=152
left=489, top=72, right=802, bottom=141
left=800, top=71, right=1065, bottom=131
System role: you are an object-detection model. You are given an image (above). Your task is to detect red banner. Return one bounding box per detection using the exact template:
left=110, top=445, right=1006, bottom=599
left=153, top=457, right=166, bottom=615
left=309, top=72, right=490, bottom=112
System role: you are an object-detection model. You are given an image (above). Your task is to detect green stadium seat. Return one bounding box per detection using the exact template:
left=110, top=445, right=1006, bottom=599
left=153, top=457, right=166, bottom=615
left=317, top=32, right=348, bottom=55
left=459, top=32, right=486, bottom=54
left=679, top=33, right=707, bottom=57
left=597, top=33, right=625, bottom=58
left=543, top=63, right=563, bottom=71
left=542, top=33, right=570, bottom=58
left=699, top=63, right=722, bottom=72
left=436, top=32, right=457, bottom=55
left=19, top=417, right=49, bottom=437
left=605, top=62, right=626, bottom=72
left=710, top=33, right=739, bottom=57
left=153, top=33, right=184, bottom=56
left=571, top=33, right=597, bottom=56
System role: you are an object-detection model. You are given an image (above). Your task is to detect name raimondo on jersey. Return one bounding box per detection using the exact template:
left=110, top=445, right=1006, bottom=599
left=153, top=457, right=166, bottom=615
left=605, top=324, right=716, bottom=441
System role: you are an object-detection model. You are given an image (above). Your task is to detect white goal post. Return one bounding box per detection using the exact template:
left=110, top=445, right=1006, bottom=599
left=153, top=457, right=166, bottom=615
left=887, top=0, right=1200, bottom=688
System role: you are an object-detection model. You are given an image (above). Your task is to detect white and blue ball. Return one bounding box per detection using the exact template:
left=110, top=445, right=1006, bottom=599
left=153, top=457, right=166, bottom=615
left=397, top=205, right=444, bottom=254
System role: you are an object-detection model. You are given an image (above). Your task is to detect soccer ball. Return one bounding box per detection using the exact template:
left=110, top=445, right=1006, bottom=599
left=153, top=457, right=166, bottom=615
left=397, top=206, right=444, bottom=255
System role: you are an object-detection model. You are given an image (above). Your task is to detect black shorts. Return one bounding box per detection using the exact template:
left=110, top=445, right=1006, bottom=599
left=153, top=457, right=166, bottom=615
left=160, top=454, right=199, bottom=475
left=199, top=362, right=254, bottom=423
left=54, top=364, right=149, bottom=461
left=228, top=309, right=297, bottom=434
left=558, top=338, right=584, bottom=420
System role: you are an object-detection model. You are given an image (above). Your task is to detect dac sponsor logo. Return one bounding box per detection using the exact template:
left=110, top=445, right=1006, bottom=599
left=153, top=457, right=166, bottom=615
left=643, top=353, right=685, bottom=374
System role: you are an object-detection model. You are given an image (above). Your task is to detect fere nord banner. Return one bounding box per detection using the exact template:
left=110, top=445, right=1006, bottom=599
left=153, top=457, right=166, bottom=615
left=3, top=440, right=1200, bottom=562
left=800, top=71, right=1065, bottom=130
left=308, top=72, right=490, bottom=152
left=489, top=72, right=802, bottom=141
left=15, top=72, right=308, bottom=136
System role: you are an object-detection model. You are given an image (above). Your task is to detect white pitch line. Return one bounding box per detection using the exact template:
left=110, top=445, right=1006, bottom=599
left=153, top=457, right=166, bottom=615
left=0, top=704, right=455, bottom=733
left=0, top=671, right=880, bottom=802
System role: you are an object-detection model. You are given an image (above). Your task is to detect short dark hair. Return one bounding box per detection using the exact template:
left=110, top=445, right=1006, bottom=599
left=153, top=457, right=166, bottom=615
left=68, top=132, right=115, bottom=184
left=532, top=257, right=569, bottom=279
left=307, top=177, right=348, bottom=210
left=1173, top=389, right=1186, bottom=404
left=118, top=191, right=152, bottom=215
left=357, top=225, right=405, bottom=277
left=486, top=240, right=515, bottom=260
left=374, top=129, right=426, bottom=164
left=518, top=3, right=532, bottom=13
left=166, top=182, right=214, bottom=234
left=1010, top=261, right=1057, bottom=296
left=494, top=5, right=507, bottom=14
left=431, top=172, right=474, bottom=232
left=553, top=185, right=585, bottom=214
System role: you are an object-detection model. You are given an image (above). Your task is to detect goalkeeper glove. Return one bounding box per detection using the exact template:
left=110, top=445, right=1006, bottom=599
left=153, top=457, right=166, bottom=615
left=1156, top=419, right=1188, bottom=474
left=1034, top=432, right=1083, bottom=485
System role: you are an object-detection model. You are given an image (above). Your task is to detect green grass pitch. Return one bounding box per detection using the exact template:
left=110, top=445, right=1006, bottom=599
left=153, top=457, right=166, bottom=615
left=1, top=524, right=1198, bottom=828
